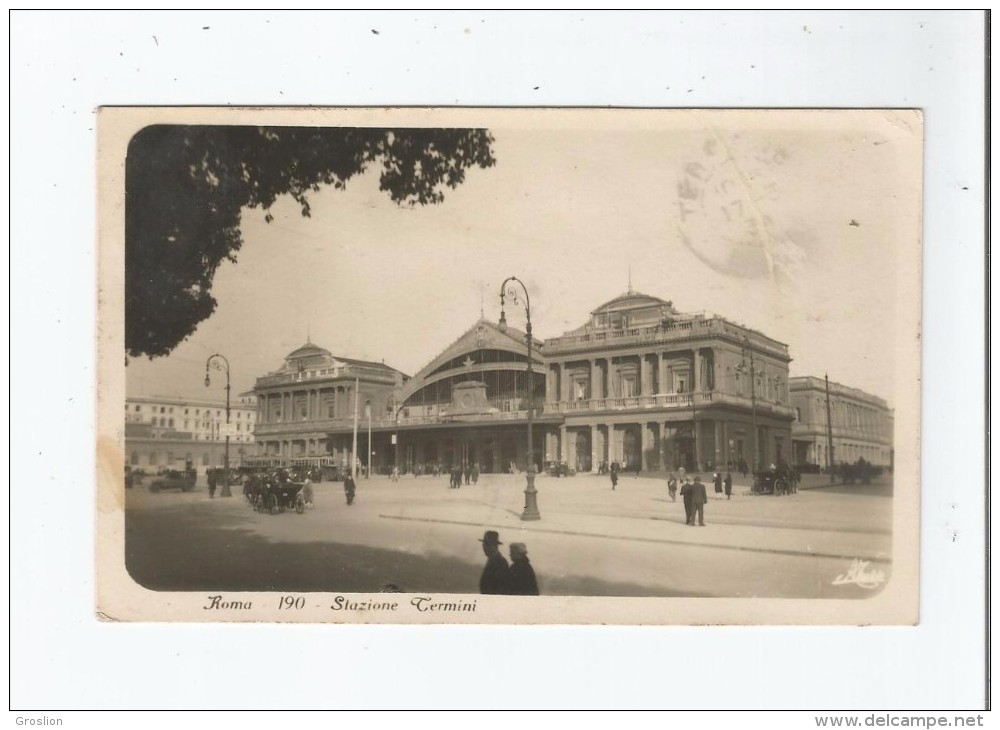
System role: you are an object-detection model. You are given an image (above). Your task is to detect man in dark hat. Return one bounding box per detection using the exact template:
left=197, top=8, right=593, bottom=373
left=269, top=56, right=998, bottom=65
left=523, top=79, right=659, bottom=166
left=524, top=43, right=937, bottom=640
left=343, top=471, right=356, bottom=506
left=680, top=476, right=693, bottom=524
left=478, top=530, right=511, bottom=594
left=508, top=542, right=539, bottom=595
left=691, top=475, right=708, bottom=526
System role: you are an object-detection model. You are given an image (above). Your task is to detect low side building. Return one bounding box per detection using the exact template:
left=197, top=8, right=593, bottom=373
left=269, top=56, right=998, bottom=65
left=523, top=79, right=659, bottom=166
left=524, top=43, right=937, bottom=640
left=124, top=394, right=257, bottom=472
left=789, top=376, right=894, bottom=469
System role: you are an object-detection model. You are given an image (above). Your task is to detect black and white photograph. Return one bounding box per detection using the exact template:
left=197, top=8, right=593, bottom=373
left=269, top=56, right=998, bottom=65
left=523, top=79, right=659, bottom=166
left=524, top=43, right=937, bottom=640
left=98, top=107, right=921, bottom=624
left=12, top=8, right=987, bottom=715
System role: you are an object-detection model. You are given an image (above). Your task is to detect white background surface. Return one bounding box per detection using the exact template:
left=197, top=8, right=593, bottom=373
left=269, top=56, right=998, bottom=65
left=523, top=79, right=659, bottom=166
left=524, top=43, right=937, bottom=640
left=9, top=10, right=988, bottom=712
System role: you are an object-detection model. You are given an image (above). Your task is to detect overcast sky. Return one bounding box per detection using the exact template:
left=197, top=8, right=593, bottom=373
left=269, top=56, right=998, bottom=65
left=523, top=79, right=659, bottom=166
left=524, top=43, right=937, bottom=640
left=125, top=110, right=921, bottom=405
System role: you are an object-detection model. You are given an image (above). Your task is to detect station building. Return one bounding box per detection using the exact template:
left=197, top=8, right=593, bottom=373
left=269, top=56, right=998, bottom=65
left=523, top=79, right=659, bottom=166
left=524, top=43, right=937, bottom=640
left=789, top=376, right=894, bottom=470
left=250, top=290, right=796, bottom=475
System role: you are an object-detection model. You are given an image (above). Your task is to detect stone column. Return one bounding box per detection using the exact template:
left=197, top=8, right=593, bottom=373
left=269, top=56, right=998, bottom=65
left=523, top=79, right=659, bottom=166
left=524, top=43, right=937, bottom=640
left=559, top=424, right=568, bottom=462
left=591, top=359, right=601, bottom=400
left=693, top=349, right=702, bottom=393
left=641, top=422, right=651, bottom=471
left=590, top=424, right=598, bottom=471
left=721, top=420, right=729, bottom=468
left=546, top=365, right=555, bottom=404
left=640, top=355, right=651, bottom=396
left=560, top=362, right=571, bottom=403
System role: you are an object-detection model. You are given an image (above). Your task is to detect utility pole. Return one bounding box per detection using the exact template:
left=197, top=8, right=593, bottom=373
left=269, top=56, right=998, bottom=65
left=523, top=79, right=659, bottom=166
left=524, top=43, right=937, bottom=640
left=825, top=374, right=835, bottom=484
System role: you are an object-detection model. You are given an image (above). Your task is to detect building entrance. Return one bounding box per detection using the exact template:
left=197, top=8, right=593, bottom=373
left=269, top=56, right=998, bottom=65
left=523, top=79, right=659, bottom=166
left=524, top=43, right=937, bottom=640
left=622, top=426, right=641, bottom=471
left=574, top=429, right=592, bottom=472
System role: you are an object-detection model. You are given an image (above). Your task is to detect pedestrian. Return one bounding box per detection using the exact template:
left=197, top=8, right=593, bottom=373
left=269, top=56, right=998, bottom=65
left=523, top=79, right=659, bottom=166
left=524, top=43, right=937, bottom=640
left=463, top=464, right=471, bottom=486
left=391, top=465, right=399, bottom=482
left=714, top=472, right=723, bottom=499
left=691, top=475, right=707, bottom=526
left=667, top=472, right=678, bottom=502
left=471, top=462, right=480, bottom=485
left=680, top=477, right=693, bottom=524
left=724, top=471, right=732, bottom=500
left=302, top=478, right=314, bottom=509
left=508, top=542, right=539, bottom=595
left=207, top=468, right=216, bottom=499
left=343, top=471, right=356, bottom=505
left=610, top=460, right=619, bottom=490
left=478, top=530, right=511, bottom=595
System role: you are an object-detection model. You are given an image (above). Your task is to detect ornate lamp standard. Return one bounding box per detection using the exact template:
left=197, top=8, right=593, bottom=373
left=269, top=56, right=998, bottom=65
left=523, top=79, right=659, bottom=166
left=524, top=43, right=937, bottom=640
left=737, top=336, right=759, bottom=485
left=204, top=353, right=232, bottom=497
left=498, top=276, right=540, bottom=521
left=689, top=385, right=699, bottom=473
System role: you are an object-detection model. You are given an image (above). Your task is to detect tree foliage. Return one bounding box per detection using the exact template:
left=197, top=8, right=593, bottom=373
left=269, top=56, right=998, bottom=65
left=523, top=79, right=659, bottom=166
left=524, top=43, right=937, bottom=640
left=125, top=125, right=496, bottom=359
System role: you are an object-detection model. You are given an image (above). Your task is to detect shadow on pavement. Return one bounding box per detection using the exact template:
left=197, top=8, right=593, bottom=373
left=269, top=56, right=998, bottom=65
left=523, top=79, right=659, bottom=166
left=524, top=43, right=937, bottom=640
left=126, top=508, right=691, bottom=597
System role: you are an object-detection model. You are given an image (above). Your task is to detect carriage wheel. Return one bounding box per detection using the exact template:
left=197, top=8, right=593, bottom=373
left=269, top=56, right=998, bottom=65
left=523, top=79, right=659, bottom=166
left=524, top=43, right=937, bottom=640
left=268, top=494, right=280, bottom=515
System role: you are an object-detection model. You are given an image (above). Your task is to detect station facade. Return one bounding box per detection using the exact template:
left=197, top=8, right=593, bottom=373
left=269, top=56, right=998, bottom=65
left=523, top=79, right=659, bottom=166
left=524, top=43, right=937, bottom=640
left=251, top=290, right=796, bottom=475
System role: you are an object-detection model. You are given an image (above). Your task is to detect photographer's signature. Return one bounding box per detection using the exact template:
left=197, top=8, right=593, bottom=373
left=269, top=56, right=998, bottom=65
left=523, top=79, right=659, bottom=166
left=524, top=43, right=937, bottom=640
left=832, top=559, right=886, bottom=589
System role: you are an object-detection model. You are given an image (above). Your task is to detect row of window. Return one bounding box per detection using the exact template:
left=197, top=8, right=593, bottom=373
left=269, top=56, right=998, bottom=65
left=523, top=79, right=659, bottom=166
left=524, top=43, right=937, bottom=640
left=127, top=404, right=255, bottom=420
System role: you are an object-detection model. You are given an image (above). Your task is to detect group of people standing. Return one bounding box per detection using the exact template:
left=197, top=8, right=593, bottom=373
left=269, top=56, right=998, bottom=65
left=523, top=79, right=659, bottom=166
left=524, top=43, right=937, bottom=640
left=478, top=530, right=539, bottom=595
left=665, top=469, right=732, bottom=526
left=448, top=463, right=480, bottom=489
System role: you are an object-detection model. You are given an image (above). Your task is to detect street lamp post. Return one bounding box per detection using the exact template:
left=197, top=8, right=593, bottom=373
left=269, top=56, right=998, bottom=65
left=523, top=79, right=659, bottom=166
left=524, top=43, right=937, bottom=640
left=392, top=399, right=401, bottom=476
left=738, top=337, right=759, bottom=486
left=689, top=387, right=699, bottom=473
left=499, top=276, right=540, bottom=521
left=204, top=353, right=232, bottom=497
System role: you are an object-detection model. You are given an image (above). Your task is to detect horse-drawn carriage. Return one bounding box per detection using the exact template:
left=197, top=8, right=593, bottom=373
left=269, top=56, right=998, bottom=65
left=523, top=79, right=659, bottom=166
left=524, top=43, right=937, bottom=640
left=751, top=469, right=795, bottom=496
left=244, top=472, right=306, bottom=515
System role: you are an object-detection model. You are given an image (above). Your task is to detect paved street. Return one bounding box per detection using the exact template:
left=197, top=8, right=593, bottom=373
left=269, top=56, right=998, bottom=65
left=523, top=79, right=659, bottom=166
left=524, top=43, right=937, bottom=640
left=125, top=471, right=893, bottom=598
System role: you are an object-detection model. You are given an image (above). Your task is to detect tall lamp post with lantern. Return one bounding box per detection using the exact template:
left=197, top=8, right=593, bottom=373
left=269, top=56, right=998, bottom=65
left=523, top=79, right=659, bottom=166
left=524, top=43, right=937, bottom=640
left=204, top=353, right=232, bottom=497
left=737, top=336, right=759, bottom=488
left=498, top=276, right=541, bottom=521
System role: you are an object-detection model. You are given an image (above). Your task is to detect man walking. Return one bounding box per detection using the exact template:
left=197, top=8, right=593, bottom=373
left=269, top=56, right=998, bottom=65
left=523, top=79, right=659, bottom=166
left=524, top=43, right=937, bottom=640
left=343, top=471, right=356, bottom=506
left=724, top=471, right=733, bottom=500
left=478, top=531, right=511, bottom=595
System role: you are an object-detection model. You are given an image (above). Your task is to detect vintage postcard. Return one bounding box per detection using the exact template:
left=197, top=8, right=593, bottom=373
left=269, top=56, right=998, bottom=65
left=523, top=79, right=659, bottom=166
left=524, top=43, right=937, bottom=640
left=96, top=107, right=922, bottom=624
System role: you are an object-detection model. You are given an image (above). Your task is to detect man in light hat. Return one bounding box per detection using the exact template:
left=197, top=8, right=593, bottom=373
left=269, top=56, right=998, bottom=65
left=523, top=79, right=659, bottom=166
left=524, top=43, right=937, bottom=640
left=508, top=542, right=539, bottom=595
left=478, top=530, right=511, bottom=594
